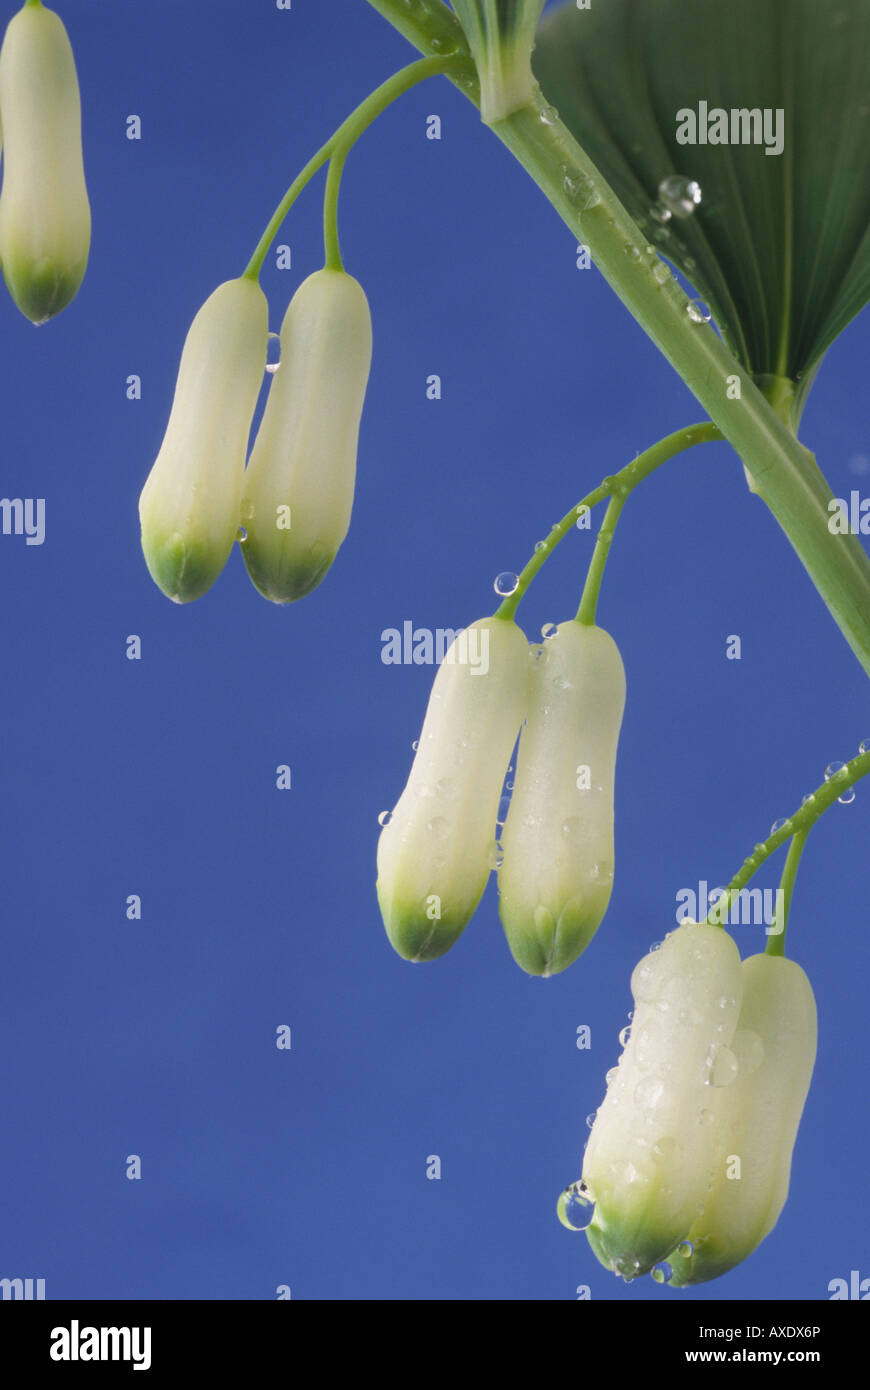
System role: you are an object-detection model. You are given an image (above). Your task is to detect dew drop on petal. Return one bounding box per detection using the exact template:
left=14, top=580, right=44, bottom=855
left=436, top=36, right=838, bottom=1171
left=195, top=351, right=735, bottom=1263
left=676, top=1240, right=694, bottom=1258
left=651, top=1261, right=673, bottom=1285
left=377, top=810, right=392, bottom=827
left=487, top=841, right=504, bottom=869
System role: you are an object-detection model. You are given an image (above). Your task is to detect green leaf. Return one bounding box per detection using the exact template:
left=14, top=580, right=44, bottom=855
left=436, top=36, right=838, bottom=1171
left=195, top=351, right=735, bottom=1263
left=534, top=0, right=870, bottom=425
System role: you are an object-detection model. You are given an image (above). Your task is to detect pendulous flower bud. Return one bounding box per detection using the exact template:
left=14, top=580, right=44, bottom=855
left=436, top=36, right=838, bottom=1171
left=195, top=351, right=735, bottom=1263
left=0, top=1, right=90, bottom=323
left=240, top=268, right=372, bottom=603
left=667, top=953, right=817, bottom=1286
left=498, top=620, right=625, bottom=976
left=138, top=277, right=268, bottom=603
left=581, top=922, right=744, bottom=1279
left=376, top=617, right=528, bottom=962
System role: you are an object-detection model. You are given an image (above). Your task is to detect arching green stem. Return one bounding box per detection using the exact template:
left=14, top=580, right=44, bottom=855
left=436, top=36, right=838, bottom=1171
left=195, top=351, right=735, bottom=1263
left=242, top=54, right=462, bottom=282
left=701, top=749, right=870, bottom=946
left=323, top=151, right=348, bottom=271
left=577, top=492, right=625, bottom=626
left=495, top=420, right=721, bottom=621
left=766, top=829, right=809, bottom=959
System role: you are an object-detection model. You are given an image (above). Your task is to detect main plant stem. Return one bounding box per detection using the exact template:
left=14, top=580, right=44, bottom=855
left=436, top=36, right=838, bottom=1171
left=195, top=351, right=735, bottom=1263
left=367, top=0, right=870, bottom=679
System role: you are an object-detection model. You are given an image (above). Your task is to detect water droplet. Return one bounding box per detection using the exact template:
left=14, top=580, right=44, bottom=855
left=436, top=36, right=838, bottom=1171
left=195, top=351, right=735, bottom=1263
left=651, top=1261, right=673, bottom=1285
left=534, top=539, right=548, bottom=553
left=585, top=1111, right=597, bottom=1130
left=428, top=34, right=457, bottom=54
left=649, top=940, right=663, bottom=952
left=658, top=175, right=702, bottom=219
left=859, top=738, right=870, bottom=755
left=634, top=1075, right=665, bottom=1109
left=266, top=331, right=281, bottom=374
left=754, top=843, right=766, bottom=855
left=619, top=1024, right=632, bottom=1048
left=839, top=786, right=856, bottom=804
left=801, top=792, right=816, bottom=807
left=706, top=1044, right=738, bottom=1087
left=770, top=817, right=792, bottom=835
left=487, top=841, right=504, bottom=869
left=539, top=103, right=559, bottom=125
left=699, top=1108, right=714, bottom=1126
left=493, top=571, right=519, bottom=596
left=825, top=760, right=847, bottom=780
left=377, top=810, right=392, bottom=827
left=496, top=796, right=511, bottom=825
left=650, top=202, right=672, bottom=224
left=676, top=1240, right=694, bottom=1258
left=557, top=1180, right=595, bottom=1231
left=686, top=298, right=712, bottom=324
left=236, top=525, right=247, bottom=542
left=411, top=739, right=419, bottom=751
left=651, top=260, right=671, bottom=286
left=605, top=1066, right=619, bottom=1086
left=561, top=166, right=595, bottom=208
left=541, top=622, right=558, bottom=640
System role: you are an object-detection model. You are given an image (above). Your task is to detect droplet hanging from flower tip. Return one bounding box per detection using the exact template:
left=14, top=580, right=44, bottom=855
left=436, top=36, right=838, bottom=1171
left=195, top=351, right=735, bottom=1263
left=556, top=1180, right=595, bottom=1231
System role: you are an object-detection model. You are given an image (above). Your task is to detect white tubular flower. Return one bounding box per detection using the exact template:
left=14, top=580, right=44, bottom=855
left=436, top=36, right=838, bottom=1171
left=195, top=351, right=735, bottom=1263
left=498, top=620, right=625, bottom=976
left=240, top=268, right=372, bottom=603
left=0, top=1, right=90, bottom=323
left=667, top=953, right=817, bottom=1286
left=139, top=277, right=268, bottom=603
left=376, top=617, right=528, bottom=963
left=581, top=922, right=744, bottom=1279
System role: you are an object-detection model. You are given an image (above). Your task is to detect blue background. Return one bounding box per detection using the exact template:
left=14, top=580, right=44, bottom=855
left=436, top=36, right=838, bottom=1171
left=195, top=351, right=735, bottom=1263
left=0, top=0, right=866, bottom=1302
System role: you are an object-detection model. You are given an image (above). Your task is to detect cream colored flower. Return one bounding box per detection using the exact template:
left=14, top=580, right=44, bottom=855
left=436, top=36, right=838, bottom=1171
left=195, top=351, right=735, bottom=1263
left=0, top=2, right=90, bottom=322
left=139, top=278, right=268, bottom=603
